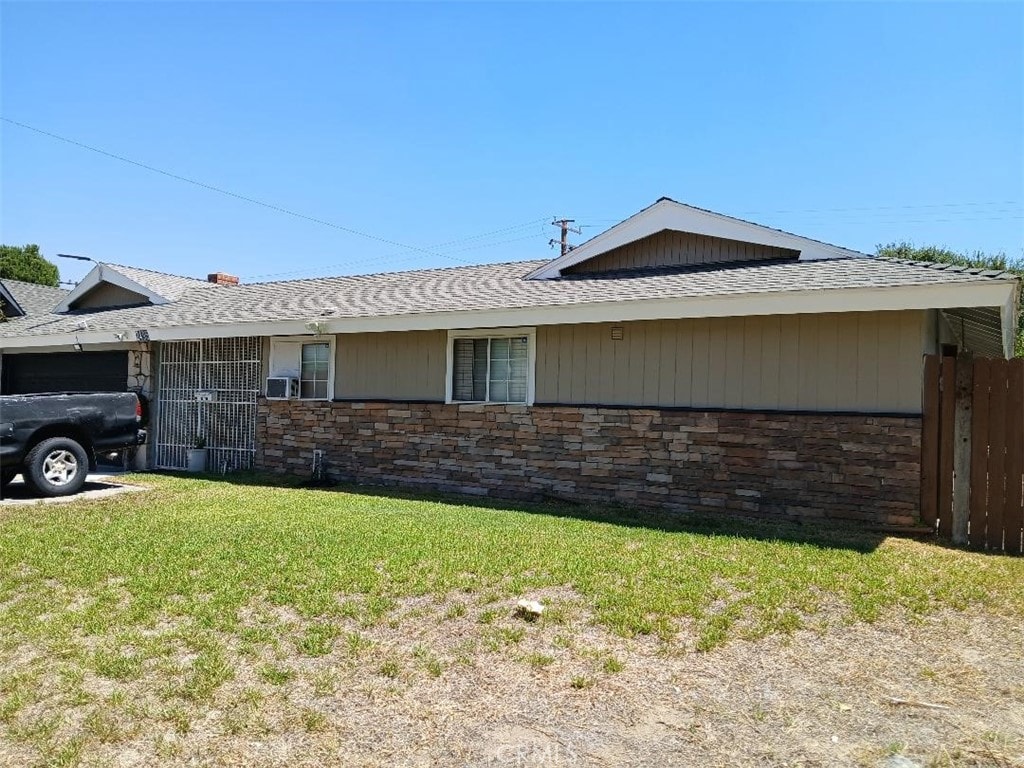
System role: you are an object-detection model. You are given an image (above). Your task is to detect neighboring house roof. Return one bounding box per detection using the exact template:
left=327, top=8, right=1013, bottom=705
left=0, top=255, right=1018, bottom=354
left=0, top=279, right=69, bottom=317
left=526, top=197, right=870, bottom=279
left=54, top=263, right=213, bottom=312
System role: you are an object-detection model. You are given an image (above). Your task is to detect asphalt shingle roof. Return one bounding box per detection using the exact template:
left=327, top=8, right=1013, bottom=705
left=0, top=256, right=1017, bottom=341
left=101, top=264, right=213, bottom=301
left=0, top=279, right=69, bottom=316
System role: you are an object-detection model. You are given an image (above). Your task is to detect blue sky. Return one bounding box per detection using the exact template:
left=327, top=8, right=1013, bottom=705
left=1, top=1, right=1021, bottom=286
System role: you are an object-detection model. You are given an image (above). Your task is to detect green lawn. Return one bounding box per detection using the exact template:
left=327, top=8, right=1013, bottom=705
left=1, top=474, right=1022, bottom=765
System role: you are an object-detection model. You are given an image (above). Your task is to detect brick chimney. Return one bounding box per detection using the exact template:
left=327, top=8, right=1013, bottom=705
left=208, top=272, right=239, bottom=285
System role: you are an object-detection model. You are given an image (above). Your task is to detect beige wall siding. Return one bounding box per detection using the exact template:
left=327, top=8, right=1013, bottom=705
left=335, top=330, right=447, bottom=400
left=535, top=311, right=930, bottom=413
left=72, top=282, right=150, bottom=310
left=317, top=310, right=928, bottom=411
left=564, top=230, right=799, bottom=274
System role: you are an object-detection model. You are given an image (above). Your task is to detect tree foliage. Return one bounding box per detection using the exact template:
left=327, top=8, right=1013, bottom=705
left=0, top=244, right=60, bottom=287
left=876, top=241, right=1023, bottom=357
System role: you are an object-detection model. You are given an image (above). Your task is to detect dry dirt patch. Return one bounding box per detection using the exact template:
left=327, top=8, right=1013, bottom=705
left=1, top=594, right=1020, bottom=767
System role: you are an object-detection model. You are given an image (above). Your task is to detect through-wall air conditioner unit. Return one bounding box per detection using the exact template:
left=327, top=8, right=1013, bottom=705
left=266, top=377, right=299, bottom=400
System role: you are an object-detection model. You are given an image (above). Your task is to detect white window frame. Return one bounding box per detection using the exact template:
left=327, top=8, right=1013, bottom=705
left=445, top=327, right=536, bottom=406
left=267, top=335, right=336, bottom=401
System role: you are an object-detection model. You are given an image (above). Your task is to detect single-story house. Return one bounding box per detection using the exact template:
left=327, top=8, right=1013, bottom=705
left=1, top=198, right=1019, bottom=527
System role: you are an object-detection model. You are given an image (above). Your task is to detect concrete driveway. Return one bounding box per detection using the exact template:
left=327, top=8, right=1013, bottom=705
left=0, top=472, right=147, bottom=505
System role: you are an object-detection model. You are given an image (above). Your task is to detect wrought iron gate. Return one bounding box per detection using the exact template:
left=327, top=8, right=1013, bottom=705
left=154, top=338, right=263, bottom=471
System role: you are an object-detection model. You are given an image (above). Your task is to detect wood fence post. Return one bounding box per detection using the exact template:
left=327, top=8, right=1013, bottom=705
left=952, top=352, right=974, bottom=545
left=920, top=355, right=940, bottom=529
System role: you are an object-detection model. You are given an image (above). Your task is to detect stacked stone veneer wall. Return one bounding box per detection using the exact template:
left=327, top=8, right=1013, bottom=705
left=256, top=399, right=922, bottom=527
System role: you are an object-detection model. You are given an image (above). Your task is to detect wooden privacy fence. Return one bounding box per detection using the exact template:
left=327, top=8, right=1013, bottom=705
left=921, top=354, right=1024, bottom=554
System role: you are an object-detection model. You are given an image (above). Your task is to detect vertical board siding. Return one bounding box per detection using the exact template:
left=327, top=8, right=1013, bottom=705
left=815, top=314, right=839, bottom=411
left=759, top=316, right=782, bottom=409
left=329, top=311, right=928, bottom=413
left=856, top=313, right=881, bottom=408
left=777, top=315, right=803, bottom=409
left=71, top=282, right=151, bottom=310
left=335, top=330, right=447, bottom=400
left=876, top=313, right=902, bottom=408
left=797, top=315, right=819, bottom=410
left=741, top=317, right=764, bottom=410
left=689, top=318, right=712, bottom=407
left=534, top=310, right=929, bottom=413
left=723, top=316, right=745, bottom=408
left=564, top=230, right=799, bottom=274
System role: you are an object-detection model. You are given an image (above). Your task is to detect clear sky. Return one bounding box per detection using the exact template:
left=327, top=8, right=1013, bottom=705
left=1, top=1, right=1021, bottom=286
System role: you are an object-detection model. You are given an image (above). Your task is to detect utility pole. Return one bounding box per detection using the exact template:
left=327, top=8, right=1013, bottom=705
left=549, top=218, right=582, bottom=257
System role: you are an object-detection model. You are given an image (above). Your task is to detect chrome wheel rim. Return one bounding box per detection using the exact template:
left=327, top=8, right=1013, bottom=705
left=43, top=450, right=79, bottom=486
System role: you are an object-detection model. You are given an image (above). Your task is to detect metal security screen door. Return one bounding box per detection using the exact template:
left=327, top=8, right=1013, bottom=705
left=154, top=338, right=263, bottom=470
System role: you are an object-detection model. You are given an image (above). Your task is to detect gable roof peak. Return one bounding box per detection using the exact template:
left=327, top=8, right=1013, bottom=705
left=527, top=198, right=869, bottom=280
left=53, top=261, right=214, bottom=313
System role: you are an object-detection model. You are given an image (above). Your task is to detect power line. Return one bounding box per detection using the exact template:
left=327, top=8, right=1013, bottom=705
left=0, top=116, right=530, bottom=266
left=736, top=201, right=1022, bottom=216
left=428, top=218, right=550, bottom=248
left=812, top=215, right=1024, bottom=226
left=582, top=200, right=1023, bottom=225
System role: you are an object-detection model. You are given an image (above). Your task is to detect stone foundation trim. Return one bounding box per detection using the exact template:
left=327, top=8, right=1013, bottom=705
left=256, top=399, right=922, bottom=528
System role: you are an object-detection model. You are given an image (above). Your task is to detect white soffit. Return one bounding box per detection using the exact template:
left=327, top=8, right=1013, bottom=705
left=527, top=198, right=870, bottom=280
left=53, top=263, right=170, bottom=313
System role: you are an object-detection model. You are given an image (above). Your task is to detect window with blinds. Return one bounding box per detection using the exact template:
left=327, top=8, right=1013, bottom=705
left=450, top=335, right=530, bottom=403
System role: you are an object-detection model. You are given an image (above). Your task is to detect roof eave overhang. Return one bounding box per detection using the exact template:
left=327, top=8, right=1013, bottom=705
left=525, top=199, right=869, bottom=280
left=1, top=279, right=1016, bottom=351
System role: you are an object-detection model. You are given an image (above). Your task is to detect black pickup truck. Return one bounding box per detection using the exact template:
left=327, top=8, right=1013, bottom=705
left=0, top=392, right=146, bottom=497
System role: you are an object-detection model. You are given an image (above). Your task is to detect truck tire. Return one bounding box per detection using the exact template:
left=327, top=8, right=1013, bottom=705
left=24, top=437, right=90, bottom=497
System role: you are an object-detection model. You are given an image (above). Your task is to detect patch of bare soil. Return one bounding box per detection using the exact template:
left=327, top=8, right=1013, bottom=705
left=2, top=596, right=1021, bottom=767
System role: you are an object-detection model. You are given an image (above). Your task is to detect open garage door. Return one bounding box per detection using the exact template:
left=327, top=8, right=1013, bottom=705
left=0, top=351, right=128, bottom=394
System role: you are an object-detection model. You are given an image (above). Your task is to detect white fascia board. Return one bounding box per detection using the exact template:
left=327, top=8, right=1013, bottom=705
left=1, top=280, right=1015, bottom=351
left=53, top=264, right=170, bottom=313
left=526, top=199, right=869, bottom=280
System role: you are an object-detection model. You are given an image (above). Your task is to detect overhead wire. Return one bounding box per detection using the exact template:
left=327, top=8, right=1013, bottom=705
left=245, top=229, right=552, bottom=281
left=581, top=201, right=1023, bottom=225
left=1, top=116, right=550, bottom=268
left=11, top=116, right=1016, bottom=278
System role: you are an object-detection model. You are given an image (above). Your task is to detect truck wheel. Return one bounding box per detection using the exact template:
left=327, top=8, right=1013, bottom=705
left=24, top=437, right=89, bottom=497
